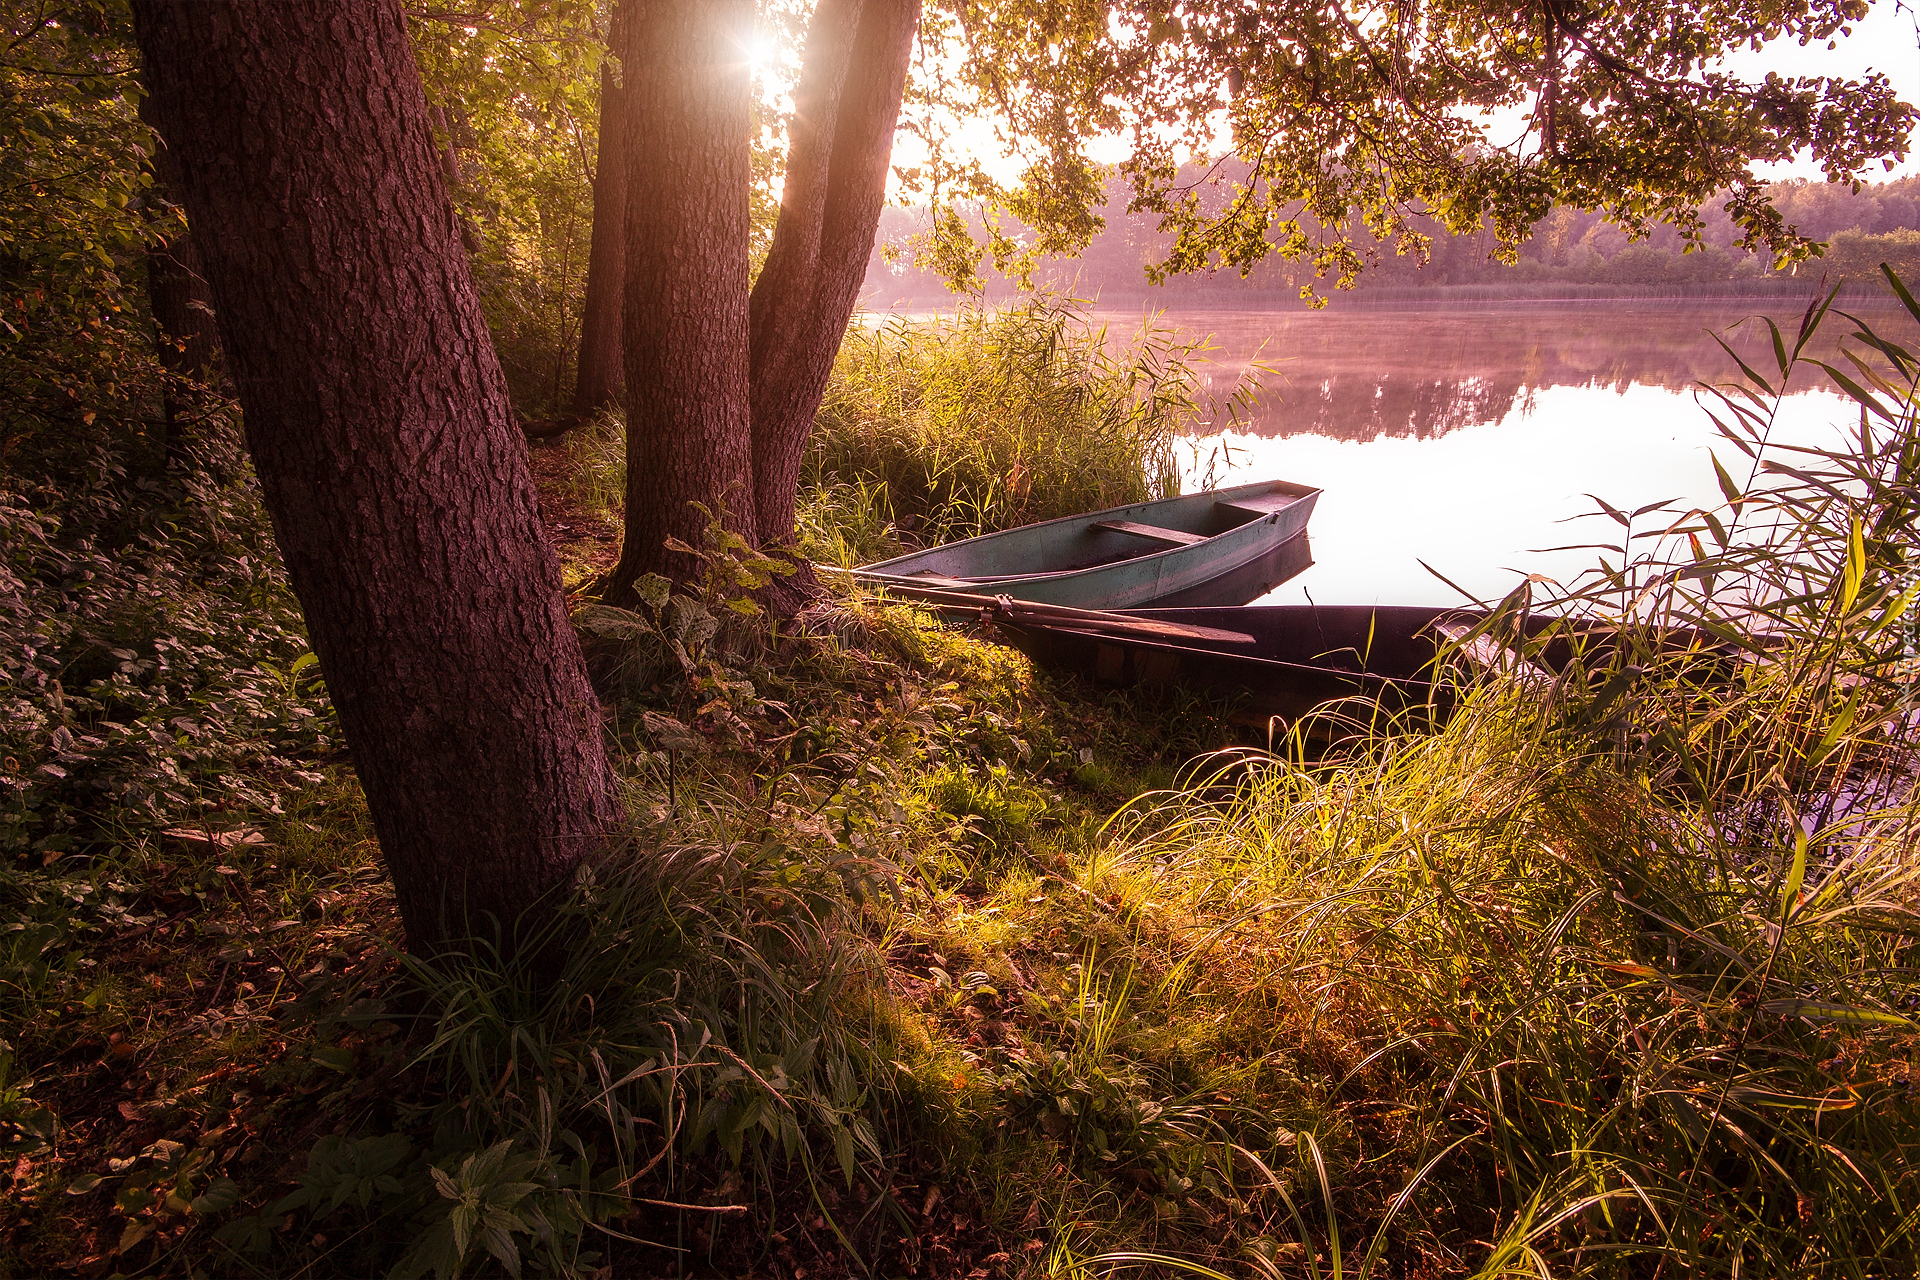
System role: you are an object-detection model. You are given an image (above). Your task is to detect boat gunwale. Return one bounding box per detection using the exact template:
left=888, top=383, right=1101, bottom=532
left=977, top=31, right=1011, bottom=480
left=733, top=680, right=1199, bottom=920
left=1000, top=616, right=1451, bottom=691
left=858, top=478, right=1322, bottom=584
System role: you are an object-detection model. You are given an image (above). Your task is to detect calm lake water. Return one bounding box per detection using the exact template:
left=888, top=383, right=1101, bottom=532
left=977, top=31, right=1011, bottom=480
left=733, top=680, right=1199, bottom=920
left=1103, top=299, right=1910, bottom=605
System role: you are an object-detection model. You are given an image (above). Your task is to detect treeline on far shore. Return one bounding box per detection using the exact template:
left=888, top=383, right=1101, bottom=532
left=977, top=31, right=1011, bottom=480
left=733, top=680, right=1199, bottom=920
left=862, top=176, right=1920, bottom=308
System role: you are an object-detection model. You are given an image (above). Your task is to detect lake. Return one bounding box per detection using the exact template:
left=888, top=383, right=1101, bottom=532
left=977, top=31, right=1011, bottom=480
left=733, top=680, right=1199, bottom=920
left=1096, top=299, right=1910, bottom=605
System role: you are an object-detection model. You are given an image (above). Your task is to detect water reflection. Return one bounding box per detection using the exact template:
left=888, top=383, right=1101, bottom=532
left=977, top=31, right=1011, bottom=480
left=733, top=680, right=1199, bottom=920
left=1087, top=300, right=1907, bottom=606
left=1115, top=302, right=1907, bottom=441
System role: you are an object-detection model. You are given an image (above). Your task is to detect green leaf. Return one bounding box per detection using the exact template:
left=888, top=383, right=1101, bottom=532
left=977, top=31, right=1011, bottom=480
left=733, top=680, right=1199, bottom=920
left=117, top=1218, right=154, bottom=1255
left=311, top=1045, right=355, bottom=1073
left=66, top=1173, right=104, bottom=1195
left=1882, top=263, right=1920, bottom=328
left=1780, top=830, right=1808, bottom=923
left=1842, top=515, right=1866, bottom=614
left=1704, top=509, right=1730, bottom=549
left=212, top=1213, right=275, bottom=1254
left=1811, top=686, right=1863, bottom=766
left=641, top=711, right=705, bottom=754
left=1760, top=999, right=1914, bottom=1027
left=190, top=1176, right=241, bottom=1215
left=636, top=573, right=672, bottom=609
left=1711, top=451, right=1745, bottom=513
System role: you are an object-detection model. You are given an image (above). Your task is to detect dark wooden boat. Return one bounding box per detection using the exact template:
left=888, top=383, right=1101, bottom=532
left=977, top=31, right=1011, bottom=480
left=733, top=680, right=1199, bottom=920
left=854, top=477, right=1319, bottom=609
left=996, top=604, right=1479, bottom=721
left=997, top=603, right=1753, bottom=723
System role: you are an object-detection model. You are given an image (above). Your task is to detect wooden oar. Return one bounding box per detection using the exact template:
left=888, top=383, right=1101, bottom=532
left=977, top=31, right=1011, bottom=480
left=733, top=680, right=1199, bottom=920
left=818, top=565, right=1257, bottom=646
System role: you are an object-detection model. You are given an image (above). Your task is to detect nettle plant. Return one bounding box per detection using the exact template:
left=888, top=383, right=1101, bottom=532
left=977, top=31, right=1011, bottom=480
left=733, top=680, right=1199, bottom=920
left=0, top=436, right=335, bottom=860
left=573, top=512, right=796, bottom=735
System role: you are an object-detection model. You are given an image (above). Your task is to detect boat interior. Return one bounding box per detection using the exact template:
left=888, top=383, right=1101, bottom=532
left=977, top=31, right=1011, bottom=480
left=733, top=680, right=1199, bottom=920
left=867, top=481, right=1318, bottom=582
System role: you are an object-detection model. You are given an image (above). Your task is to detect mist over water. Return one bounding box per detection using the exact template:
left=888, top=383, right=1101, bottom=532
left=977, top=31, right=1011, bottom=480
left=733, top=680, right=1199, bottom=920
left=1112, top=300, right=1908, bottom=605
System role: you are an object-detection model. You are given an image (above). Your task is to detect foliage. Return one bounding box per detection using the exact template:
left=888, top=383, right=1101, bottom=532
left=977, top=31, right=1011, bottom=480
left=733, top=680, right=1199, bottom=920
left=982, top=286, right=1920, bottom=1274
left=0, top=428, right=334, bottom=867
left=406, top=0, right=606, bottom=421
left=912, top=0, right=1916, bottom=296
left=403, top=1, right=798, bottom=421
left=803, top=296, right=1256, bottom=556
left=0, top=0, right=176, bottom=475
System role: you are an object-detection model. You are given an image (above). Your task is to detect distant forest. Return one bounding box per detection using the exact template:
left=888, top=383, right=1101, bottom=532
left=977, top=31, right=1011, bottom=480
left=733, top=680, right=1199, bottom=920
left=862, top=176, right=1920, bottom=307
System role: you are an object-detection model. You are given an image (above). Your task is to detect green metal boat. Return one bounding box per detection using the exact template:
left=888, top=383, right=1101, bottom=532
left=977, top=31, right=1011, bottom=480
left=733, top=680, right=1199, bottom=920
left=853, top=478, right=1320, bottom=609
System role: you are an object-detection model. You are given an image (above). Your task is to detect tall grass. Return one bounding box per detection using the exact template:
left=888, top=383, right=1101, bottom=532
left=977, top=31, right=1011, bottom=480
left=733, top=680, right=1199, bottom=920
left=1039, top=276, right=1920, bottom=1275
left=802, top=296, right=1258, bottom=562
left=1084, top=680, right=1916, bottom=1275
left=560, top=297, right=1254, bottom=570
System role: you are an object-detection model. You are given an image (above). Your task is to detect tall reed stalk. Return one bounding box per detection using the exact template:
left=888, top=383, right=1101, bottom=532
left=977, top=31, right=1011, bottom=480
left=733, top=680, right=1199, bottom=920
left=1075, top=275, right=1920, bottom=1276
left=802, top=296, right=1259, bottom=562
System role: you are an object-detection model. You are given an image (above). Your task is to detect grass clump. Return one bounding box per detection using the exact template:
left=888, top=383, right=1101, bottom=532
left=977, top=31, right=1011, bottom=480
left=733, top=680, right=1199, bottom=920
left=801, top=296, right=1256, bottom=562
left=911, top=282, right=1920, bottom=1276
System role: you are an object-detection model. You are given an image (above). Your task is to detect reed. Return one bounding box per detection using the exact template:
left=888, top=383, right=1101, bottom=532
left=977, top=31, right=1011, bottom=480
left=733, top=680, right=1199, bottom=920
left=801, top=296, right=1257, bottom=561
left=996, top=276, right=1920, bottom=1275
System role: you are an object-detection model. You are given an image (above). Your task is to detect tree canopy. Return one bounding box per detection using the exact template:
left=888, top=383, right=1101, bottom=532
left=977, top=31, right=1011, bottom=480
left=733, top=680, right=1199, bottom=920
left=910, top=0, right=1917, bottom=294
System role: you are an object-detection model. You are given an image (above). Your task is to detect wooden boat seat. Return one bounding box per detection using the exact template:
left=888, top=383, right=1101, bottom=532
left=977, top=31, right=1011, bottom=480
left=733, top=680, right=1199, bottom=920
left=1215, top=491, right=1302, bottom=518
left=1090, top=519, right=1208, bottom=547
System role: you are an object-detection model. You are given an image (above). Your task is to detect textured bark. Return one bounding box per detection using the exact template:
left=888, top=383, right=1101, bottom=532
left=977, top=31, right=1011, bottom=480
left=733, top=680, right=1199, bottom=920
left=601, top=0, right=757, bottom=603
left=138, top=89, right=219, bottom=464
left=748, top=0, right=919, bottom=549
left=570, top=17, right=630, bottom=422
left=132, top=0, right=622, bottom=953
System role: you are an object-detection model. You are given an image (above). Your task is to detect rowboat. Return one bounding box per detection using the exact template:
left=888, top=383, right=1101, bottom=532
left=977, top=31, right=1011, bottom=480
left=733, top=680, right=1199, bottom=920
left=854, top=478, right=1320, bottom=609
left=996, top=604, right=1478, bottom=722
left=996, top=604, right=1752, bottom=723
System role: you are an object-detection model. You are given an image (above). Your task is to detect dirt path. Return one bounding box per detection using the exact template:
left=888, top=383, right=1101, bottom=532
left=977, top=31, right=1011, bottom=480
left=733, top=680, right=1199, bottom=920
left=525, top=434, right=621, bottom=584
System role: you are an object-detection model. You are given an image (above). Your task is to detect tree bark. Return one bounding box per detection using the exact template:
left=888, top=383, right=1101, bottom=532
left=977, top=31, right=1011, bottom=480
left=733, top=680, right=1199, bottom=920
left=137, top=89, right=219, bottom=465
left=601, top=0, right=758, bottom=603
left=132, top=0, right=622, bottom=954
left=570, top=12, right=630, bottom=423
left=748, top=0, right=919, bottom=550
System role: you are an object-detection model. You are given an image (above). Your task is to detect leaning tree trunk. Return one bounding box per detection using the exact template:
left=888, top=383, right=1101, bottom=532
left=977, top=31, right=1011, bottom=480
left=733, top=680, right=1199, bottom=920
left=600, top=0, right=758, bottom=604
left=748, top=0, right=919, bottom=551
left=132, top=0, right=622, bottom=955
left=570, top=7, right=631, bottom=424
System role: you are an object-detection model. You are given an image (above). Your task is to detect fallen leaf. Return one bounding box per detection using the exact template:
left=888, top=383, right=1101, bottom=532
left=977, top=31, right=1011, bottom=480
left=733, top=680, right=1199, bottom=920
left=160, top=828, right=267, bottom=853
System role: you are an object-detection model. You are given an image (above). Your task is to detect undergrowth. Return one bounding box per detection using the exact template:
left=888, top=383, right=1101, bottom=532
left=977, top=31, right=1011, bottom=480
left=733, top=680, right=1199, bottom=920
left=804, top=297, right=1259, bottom=559
left=8, top=287, right=1920, bottom=1279
left=552, top=295, right=1260, bottom=573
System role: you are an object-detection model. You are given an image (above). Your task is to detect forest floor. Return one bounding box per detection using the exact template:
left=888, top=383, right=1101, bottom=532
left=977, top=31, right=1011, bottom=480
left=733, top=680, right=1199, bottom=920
left=13, top=416, right=1913, bottom=1280
left=3, top=435, right=1255, bottom=1280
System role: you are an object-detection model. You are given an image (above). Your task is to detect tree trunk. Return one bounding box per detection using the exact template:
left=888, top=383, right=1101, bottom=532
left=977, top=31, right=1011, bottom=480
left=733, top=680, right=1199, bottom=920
left=570, top=12, right=630, bottom=423
left=131, top=0, right=622, bottom=955
left=138, top=89, right=219, bottom=466
left=748, top=0, right=919, bottom=550
left=600, top=0, right=758, bottom=603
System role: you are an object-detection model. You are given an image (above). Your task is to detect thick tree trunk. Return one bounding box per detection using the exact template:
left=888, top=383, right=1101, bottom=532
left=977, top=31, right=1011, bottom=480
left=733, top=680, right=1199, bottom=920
left=748, top=0, right=919, bottom=550
left=132, top=0, right=622, bottom=954
left=138, top=90, right=219, bottom=465
left=601, top=0, right=758, bottom=603
left=570, top=20, right=630, bottom=423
